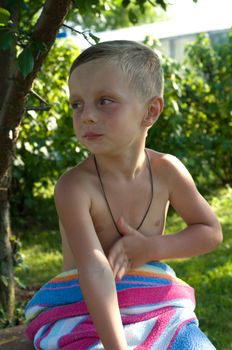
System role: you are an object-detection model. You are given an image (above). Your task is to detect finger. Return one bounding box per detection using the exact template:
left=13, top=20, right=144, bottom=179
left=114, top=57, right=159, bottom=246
left=113, top=253, right=126, bottom=279
left=117, top=255, right=131, bottom=280
left=117, top=264, right=127, bottom=280
left=117, top=216, right=134, bottom=236
left=108, top=242, right=122, bottom=269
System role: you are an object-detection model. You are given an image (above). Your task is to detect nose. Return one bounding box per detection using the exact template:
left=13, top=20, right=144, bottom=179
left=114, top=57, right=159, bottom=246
left=81, top=105, right=97, bottom=124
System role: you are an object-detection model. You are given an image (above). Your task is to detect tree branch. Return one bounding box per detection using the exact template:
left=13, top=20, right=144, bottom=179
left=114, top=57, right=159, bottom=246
left=30, top=89, right=49, bottom=105
left=62, top=23, right=94, bottom=45
left=26, top=106, right=51, bottom=112
left=0, top=0, right=72, bottom=179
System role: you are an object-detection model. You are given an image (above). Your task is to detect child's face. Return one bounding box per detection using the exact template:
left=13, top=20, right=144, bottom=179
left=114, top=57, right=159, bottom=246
left=69, top=59, right=148, bottom=155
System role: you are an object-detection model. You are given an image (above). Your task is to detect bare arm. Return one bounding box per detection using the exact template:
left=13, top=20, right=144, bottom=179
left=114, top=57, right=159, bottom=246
left=55, top=173, right=127, bottom=350
left=109, top=155, right=222, bottom=278
left=153, top=155, right=223, bottom=260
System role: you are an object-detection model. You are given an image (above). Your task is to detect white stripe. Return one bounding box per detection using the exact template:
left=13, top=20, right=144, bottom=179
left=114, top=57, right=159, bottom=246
left=120, top=298, right=195, bottom=315
left=150, top=308, right=197, bottom=349
left=89, top=317, right=158, bottom=350
left=39, top=316, right=87, bottom=350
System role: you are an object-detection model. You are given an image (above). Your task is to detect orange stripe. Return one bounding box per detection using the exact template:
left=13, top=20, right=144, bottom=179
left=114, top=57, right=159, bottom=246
left=50, top=273, right=79, bottom=283
left=128, top=270, right=187, bottom=285
left=50, top=269, right=187, bottom=286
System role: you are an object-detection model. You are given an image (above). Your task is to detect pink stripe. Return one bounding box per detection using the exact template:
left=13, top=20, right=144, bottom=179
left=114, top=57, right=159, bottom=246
left=117, top=285, right=195, bottom=308
left=26, top=301, right=88, bottom=340
left=135, top=308, right=176, bottom=350
left=59, top=320, right=98, bottom=350
left=27, top=284, right=195, bottom=340
left=122, top=306, right=175, bottom=327
left=167, top=317, right=196, bottom=350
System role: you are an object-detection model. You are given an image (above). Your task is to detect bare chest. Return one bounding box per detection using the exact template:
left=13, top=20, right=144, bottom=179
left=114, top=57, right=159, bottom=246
left=91, top=176, right=169, bottom=255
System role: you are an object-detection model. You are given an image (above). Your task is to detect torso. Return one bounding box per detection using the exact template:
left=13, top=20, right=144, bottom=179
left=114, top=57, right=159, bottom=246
left=60, top=149, right=170, bottom=270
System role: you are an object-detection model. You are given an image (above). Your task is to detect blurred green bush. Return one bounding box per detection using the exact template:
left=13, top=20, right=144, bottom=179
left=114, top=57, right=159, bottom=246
left=11, top=30, right=232, bottom=230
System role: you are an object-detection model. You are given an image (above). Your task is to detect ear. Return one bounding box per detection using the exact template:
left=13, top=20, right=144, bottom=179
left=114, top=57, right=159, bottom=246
left=142, top=96, right=163, bottom=128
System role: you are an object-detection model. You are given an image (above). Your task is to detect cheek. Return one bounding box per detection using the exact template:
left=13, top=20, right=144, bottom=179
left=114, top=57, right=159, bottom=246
left=72, top=116, right=80, bottom=134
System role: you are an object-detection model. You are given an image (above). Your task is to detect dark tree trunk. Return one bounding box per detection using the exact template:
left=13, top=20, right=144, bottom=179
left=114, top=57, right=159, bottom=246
left=0, top=0, right=72, bottom=321
left=0, top=187, right=14, bottom=322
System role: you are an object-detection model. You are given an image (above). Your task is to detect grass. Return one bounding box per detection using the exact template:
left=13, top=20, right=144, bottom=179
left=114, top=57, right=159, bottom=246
left=15, top=229, right=62, bottom=287
left=165, top=186, right=232, bottom=349
left=15, top=186, right=232, bottom=349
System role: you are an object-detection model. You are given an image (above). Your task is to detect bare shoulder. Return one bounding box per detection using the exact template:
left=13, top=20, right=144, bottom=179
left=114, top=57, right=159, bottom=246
left=148, top=149, right=189, bottom=171
left=54, top=156, right=94, bottom=202
left=147, top=149, right=220, bottom=227
left=147, top=149, right=194, bottom=190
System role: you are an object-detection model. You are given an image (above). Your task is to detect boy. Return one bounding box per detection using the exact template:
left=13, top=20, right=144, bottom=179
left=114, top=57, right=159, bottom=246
left=25, top=40, right=222, bottom=350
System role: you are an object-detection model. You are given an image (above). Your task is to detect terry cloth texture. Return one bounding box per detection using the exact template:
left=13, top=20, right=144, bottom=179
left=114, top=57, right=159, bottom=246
left=25, top=261, right=216, bottom=349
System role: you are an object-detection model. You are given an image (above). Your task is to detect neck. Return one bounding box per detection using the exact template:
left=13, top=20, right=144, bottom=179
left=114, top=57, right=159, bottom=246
left=93, top=145, right=147, bottom=180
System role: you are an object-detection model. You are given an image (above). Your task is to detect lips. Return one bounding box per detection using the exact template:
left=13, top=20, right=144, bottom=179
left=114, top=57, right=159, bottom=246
left=83, top=132, right=103, bottom=140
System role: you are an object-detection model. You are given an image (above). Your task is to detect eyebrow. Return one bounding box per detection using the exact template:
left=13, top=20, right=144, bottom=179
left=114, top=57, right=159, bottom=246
left=69, top=90, right=125, bottom=102
left=69, top=94, right=81, bottom=102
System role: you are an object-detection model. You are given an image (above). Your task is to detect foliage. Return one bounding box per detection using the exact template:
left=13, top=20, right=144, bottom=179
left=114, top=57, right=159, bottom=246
left=0, top=0, right=198, bottom=325
left=13, top=186, right=232, bottom=349
left=146, top=29, right=232, bottom=189
left=11, top=29, right=232, bottom=227
left=183, top=31, right=232, bottom=185
left=0, top=1, right=46, bottom=77
left=0, top=0, right=169, bottom=78
left=0, top=0, right=170, bottom=226
left=70, top=0, right=168, bottom=32
left=11, top=40, right=88, bottom=226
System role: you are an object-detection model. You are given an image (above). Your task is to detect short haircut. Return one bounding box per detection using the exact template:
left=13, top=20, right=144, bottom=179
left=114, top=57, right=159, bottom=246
left=69, top=40, right=163, bottom=100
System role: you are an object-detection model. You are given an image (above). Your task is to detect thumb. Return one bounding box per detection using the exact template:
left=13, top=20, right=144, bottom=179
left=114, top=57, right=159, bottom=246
left=117, top=216, right=134, bottom=236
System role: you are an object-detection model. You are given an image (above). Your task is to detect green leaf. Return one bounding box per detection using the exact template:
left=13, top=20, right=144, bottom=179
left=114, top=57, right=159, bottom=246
left=156, top=0, right=167, bottom=11
left=137, top=0, right=146, bottom=14
left=31, top=40, right=48, bottom=54
left=89, top=32, right=100, bottom=44
left=14, top=276, right=26, bottom=289
left=73, top=0, right=88, bottom=15
left=128, top=9, right=138, bottom=24
left=0, top=275, right=8, bottom=287
left=122, top=0, right=130, bottom=8
left=0, top=7, right=10, bottom=26
left=17, top=47, right=34, bottom=78
left=0, top=30, right=14, bottom=50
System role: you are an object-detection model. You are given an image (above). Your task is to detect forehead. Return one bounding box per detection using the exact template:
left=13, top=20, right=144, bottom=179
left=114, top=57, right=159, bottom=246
left=68, top=59, right=129, bottom=94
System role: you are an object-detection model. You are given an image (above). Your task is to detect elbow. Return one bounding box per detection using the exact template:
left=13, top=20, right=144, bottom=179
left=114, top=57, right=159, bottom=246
left=79, top=264, right=114, bottom=281
left=210, top=220, right=223, bottom=250
left=215, top=226, right=223, bottom=247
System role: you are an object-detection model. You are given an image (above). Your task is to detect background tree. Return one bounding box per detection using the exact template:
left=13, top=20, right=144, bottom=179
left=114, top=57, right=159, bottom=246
left=0, top=0, right=170, bottom=324
left=146, top=30, right=232, bottom=189
left=74, top=0, right=168, bottom=32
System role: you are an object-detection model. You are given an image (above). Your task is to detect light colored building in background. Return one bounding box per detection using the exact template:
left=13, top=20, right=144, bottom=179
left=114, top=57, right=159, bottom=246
left=67, top=0, right=231, bottom=62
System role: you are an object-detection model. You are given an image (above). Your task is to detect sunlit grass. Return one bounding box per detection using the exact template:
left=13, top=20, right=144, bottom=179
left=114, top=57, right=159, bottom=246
left=15, top=229, right=62, bottom=286
left=15, top=186, right=232, bottom=349
left=165, top=186, right=232, bottom=349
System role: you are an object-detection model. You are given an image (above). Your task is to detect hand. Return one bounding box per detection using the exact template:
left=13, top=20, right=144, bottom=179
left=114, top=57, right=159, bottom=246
left=108, top=217, right=150, bottom=280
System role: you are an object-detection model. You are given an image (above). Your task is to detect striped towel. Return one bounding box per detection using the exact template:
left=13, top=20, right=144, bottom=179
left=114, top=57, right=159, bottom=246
left=25, top=261, right=215, bottom=349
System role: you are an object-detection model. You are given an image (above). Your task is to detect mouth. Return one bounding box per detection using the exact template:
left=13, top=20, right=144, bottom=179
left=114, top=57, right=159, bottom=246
left=83, top=132, right=103, bottom=141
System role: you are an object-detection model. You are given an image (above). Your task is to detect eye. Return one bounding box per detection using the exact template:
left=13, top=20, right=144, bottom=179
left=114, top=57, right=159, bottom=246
left=71, top=101, right=82, bottom=110
left=99, top=97, right=113, bottom=106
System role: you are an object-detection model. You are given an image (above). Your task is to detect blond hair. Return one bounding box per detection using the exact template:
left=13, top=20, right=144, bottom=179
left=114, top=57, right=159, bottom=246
left=70, top=40, right=163, bottom=100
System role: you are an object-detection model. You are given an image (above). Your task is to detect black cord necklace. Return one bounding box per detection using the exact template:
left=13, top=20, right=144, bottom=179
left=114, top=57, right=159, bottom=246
left=93, top=149, right=154, bottom=235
